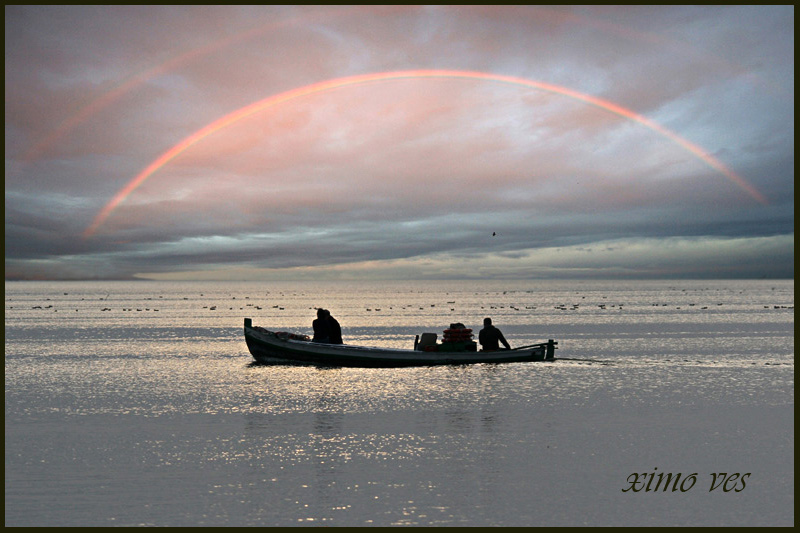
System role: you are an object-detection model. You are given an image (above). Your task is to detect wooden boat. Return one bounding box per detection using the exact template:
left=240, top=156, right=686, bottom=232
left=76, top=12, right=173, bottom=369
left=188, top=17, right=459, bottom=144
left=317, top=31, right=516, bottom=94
left=244, top=318, right=557, bottom=367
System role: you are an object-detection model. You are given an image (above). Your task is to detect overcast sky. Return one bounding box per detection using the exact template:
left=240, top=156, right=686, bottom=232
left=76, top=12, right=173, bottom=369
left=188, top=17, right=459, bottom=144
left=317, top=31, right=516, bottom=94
left=5, top=5, right=794, bottom=280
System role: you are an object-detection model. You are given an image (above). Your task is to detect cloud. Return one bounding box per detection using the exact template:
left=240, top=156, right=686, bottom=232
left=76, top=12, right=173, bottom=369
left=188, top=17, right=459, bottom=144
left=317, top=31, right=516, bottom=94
left=125, top=235, right=794, bottom=281
left=4, top=5, right=794, bottom=280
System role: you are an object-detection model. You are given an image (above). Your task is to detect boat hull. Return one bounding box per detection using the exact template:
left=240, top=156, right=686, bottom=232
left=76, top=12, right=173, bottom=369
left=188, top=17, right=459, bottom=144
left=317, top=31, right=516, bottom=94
left=244, top=318, right=556, bottom=367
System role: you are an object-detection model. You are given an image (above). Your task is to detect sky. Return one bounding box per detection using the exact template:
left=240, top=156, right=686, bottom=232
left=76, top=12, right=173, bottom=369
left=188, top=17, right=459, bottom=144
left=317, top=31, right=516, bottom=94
left=4, top=5, right=794, bottom=281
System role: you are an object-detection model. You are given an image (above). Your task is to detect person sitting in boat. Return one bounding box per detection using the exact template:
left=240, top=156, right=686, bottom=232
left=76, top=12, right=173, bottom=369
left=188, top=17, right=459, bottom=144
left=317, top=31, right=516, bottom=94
left=478, top=317, right=511, bottom=351
left=327, top=310, right=343, bottom=344
left=312, top=308, right=331, bottom=343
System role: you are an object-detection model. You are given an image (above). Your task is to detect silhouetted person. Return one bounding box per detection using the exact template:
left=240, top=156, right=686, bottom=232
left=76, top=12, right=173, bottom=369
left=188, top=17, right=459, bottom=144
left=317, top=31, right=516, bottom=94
left=312, top=308, right=331, bottom=343
left=479, top=317, right=511, bottom=351
left=327, top=311, right=343, bottom=344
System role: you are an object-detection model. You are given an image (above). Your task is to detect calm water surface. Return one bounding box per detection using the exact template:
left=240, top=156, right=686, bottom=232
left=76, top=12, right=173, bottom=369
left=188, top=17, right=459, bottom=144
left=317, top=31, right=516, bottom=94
left=5, top=280, right=794, bottom=526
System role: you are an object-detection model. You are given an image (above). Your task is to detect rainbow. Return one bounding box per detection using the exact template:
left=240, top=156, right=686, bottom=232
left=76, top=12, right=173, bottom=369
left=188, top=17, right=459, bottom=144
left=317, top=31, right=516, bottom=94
left=19, top=6, right=405, bottom=163
left=83, top=69, right=767, bottom=237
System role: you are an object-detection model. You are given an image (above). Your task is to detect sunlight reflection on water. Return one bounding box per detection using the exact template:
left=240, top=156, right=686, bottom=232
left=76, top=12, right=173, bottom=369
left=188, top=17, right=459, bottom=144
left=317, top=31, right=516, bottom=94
left=4, top=280, right=794, bottom=526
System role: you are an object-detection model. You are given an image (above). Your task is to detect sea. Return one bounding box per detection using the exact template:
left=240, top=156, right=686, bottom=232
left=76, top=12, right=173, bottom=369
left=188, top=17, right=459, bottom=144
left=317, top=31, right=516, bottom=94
left=4, top=279, right=794, bottom=526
